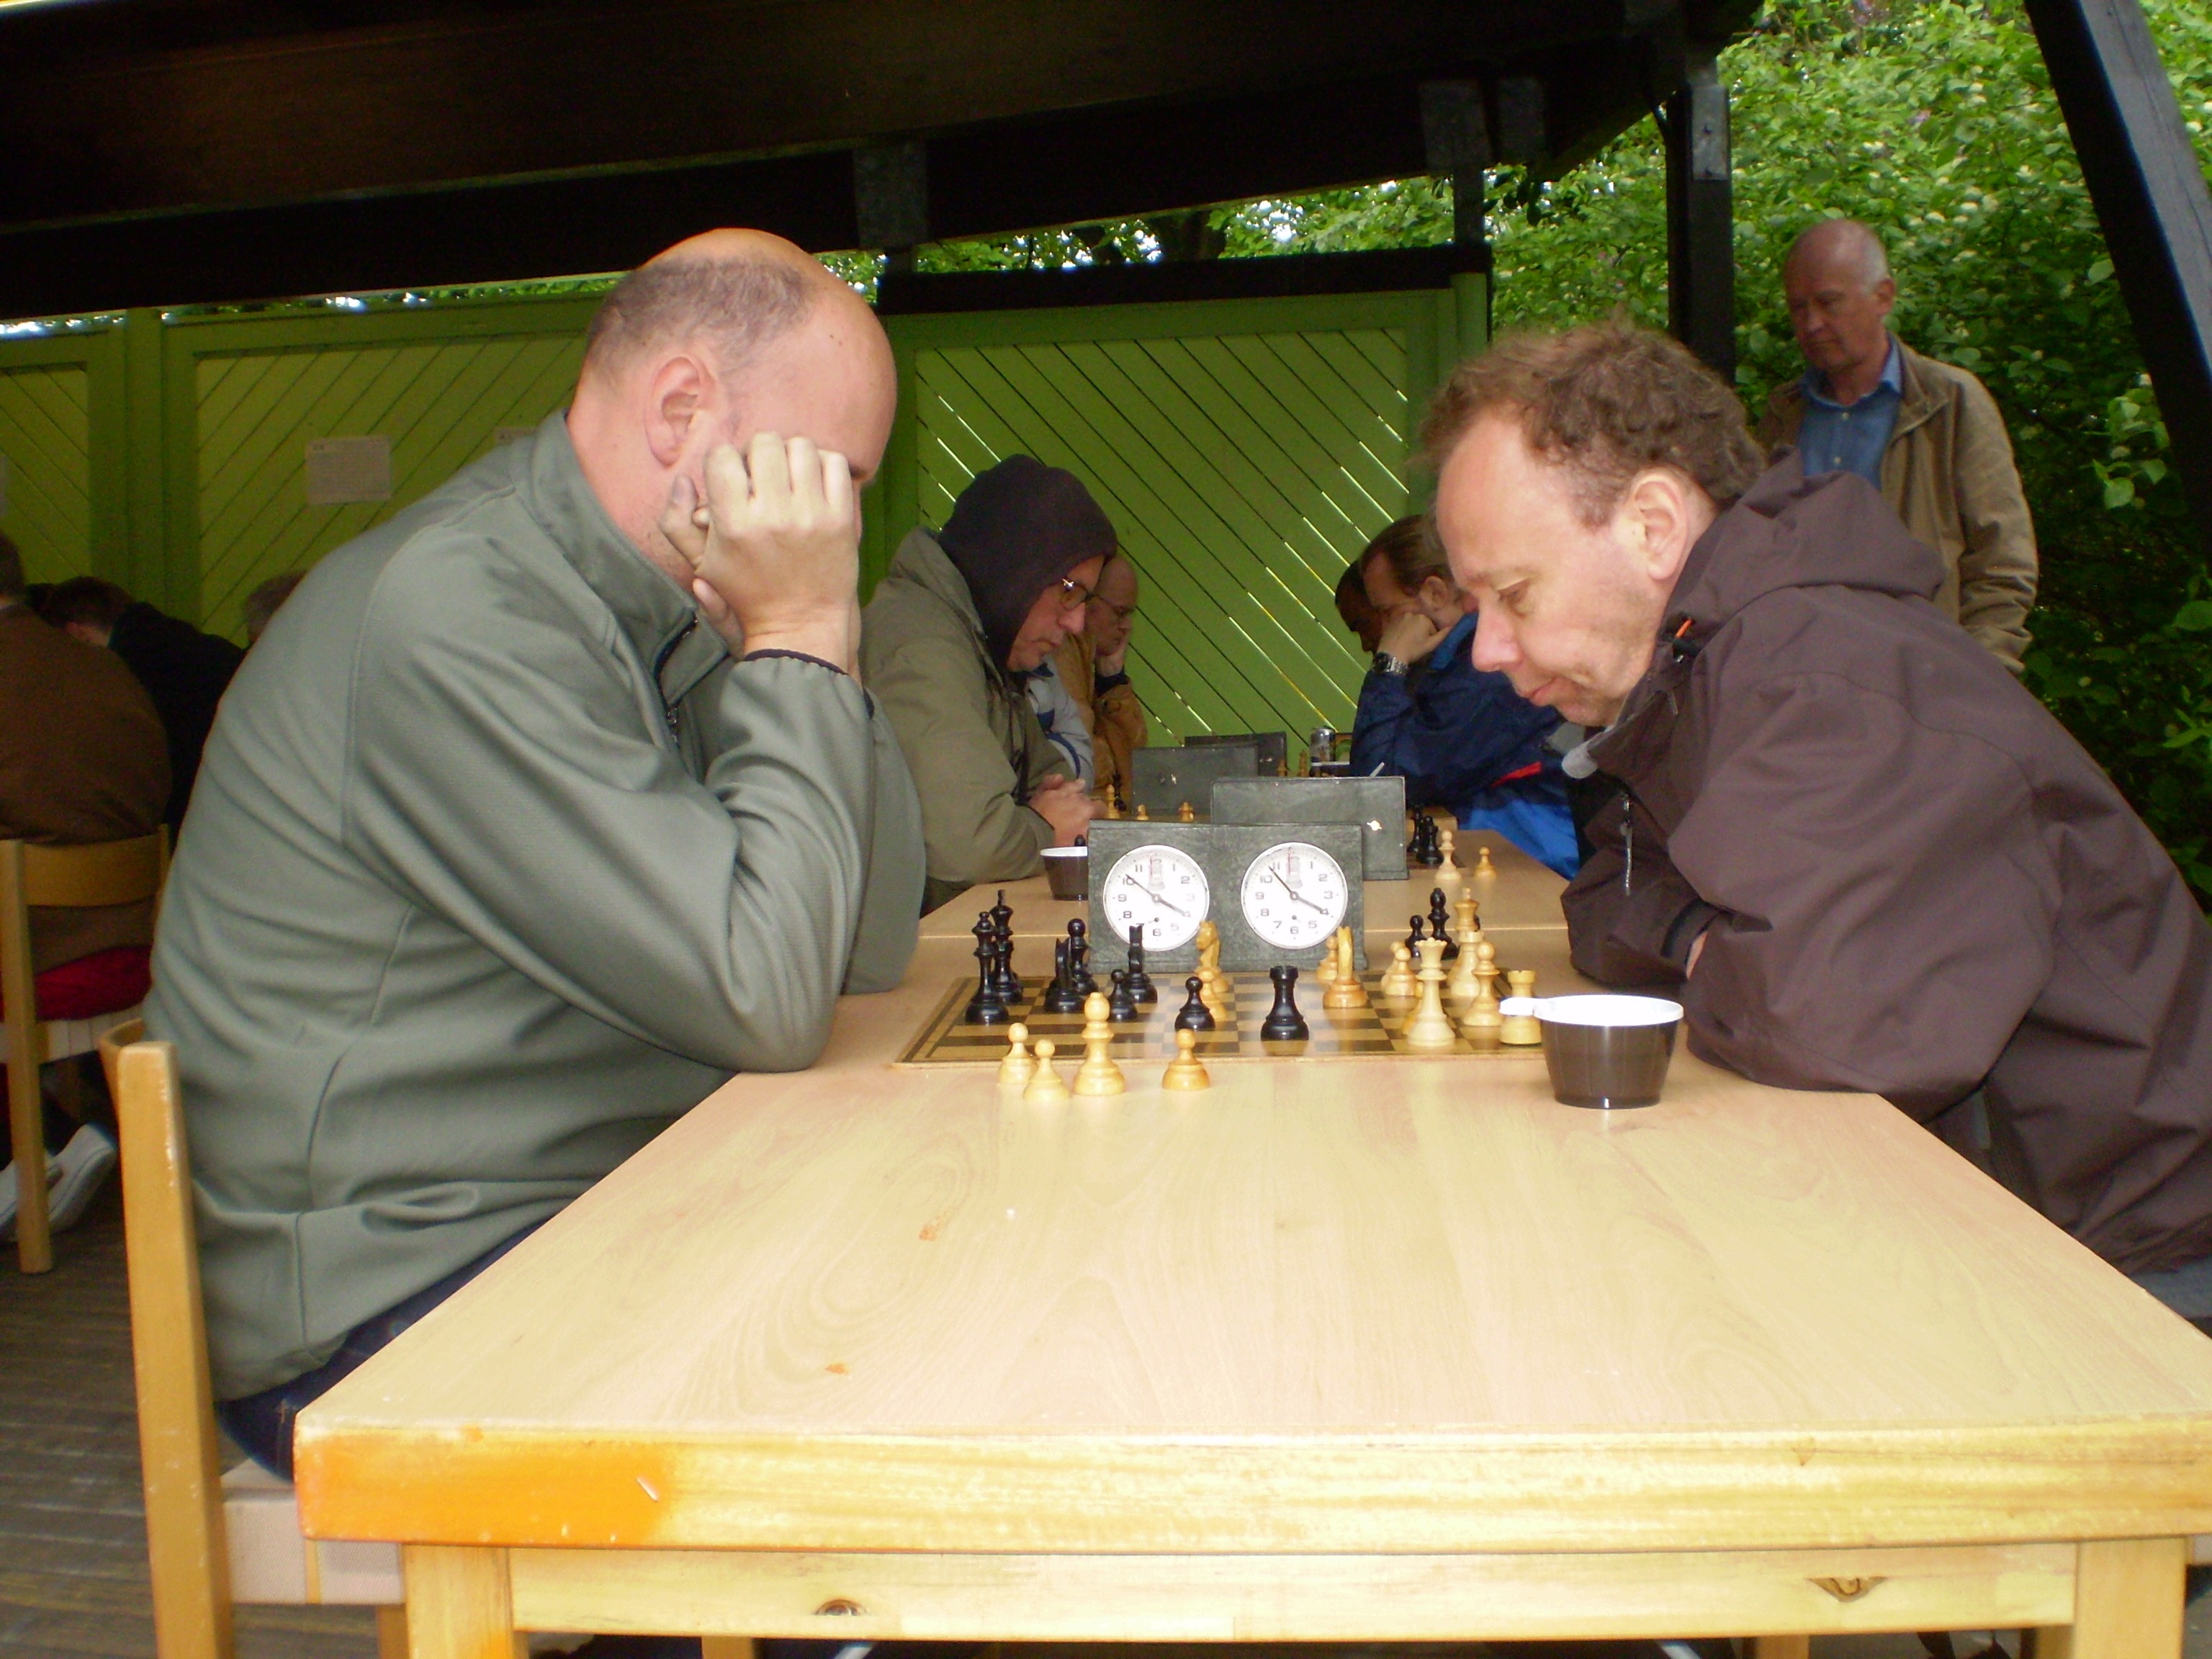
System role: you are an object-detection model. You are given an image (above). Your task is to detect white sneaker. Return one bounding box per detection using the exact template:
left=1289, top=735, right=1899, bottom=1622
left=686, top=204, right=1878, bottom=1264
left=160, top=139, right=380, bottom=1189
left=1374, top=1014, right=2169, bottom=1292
left=45, top=1125, right=117, bottom=1233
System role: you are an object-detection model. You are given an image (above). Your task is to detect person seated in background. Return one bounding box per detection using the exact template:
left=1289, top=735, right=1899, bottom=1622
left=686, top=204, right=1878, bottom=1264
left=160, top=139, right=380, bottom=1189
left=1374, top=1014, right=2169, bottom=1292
left=1024, top=644, right=1095, bottom=788
left=1334, top=553, right=1384, bottom=652
left=241, top=570, right=306, bottom=645
left=147, top=229, right=925, bottom=1486
left=37, top=575, right=245, bottom=830
left=865, top=454, right=1110, bottom=912
left=1429, top=320, right=2212, bottom=1328
left=1349, top=516, right=1576, bottom=876
left=1050, top=552, right=1148, bottom=806
left=0, top=534, right=168, bottom=1237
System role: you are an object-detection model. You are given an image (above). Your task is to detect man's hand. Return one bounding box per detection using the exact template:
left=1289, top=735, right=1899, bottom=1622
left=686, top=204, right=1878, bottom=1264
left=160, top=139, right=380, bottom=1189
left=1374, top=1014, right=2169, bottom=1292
left=656, top=433, right=858, bottom=671
left=1377, top=609, right=1450, bottom=665
left=1030, top=775, right=1099, bottom=847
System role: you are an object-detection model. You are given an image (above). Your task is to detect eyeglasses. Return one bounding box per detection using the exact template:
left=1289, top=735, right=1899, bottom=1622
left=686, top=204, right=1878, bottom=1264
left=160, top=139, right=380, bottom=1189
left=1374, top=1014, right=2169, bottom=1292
left=1054, top=576, right=1096, bottom=608
left=1089, top=597, right=1138, bottom=623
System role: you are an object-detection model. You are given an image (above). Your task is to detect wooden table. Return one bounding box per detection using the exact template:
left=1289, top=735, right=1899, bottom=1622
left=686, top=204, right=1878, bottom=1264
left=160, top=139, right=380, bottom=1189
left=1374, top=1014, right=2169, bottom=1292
left=921, top=832, right=1568, bottom=943
left=296, top=924, right=2212, bottom=1659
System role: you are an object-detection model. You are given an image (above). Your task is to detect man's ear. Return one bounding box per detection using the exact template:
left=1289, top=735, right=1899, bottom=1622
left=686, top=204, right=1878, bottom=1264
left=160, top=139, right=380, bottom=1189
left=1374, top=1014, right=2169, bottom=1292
left=643, top=352, right=712, bottom=469
left=1873, top=276, right=1897, bottom=316
left=1621, top=469, right=1701, bottom=584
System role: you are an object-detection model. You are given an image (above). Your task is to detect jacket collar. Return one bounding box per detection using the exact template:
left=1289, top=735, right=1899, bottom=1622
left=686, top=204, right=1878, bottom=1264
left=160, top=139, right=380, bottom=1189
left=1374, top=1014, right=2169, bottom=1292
left=890, top=527, right=997, bottom=655
left=522, top=410, right=717, bottom=692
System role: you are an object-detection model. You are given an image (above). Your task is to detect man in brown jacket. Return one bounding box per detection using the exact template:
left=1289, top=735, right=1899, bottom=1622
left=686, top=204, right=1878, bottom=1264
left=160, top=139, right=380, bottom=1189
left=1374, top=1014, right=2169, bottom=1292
left=1760, top=219, right=2038, bottom=673
left=1430, top=323, right=2212, bottom=1313
left=1050, top=552, right=1149, bottom=806
left=0, top=532, right=168, bottom=1235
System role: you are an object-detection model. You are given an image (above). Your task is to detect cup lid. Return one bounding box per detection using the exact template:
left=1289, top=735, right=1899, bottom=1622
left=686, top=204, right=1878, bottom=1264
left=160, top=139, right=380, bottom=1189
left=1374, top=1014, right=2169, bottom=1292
left=1501, top=993, right=1682, bottom=1027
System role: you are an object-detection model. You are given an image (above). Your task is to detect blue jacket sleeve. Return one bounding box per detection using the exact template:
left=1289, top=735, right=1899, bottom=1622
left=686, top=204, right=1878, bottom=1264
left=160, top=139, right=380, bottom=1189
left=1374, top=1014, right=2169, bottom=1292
left=1350, top=647, right=1557, bottom=811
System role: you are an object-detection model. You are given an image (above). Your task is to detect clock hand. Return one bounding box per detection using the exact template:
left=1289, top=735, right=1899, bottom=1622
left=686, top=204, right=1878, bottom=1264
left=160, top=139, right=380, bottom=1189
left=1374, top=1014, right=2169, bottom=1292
left=1268, top=868, right=1328, bottom=914
left=1138, top=884, right=1191, bottom=918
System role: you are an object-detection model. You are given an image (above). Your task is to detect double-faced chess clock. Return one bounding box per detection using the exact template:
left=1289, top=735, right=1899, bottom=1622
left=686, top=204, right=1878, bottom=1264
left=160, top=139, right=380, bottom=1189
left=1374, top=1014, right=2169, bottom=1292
left=1084, top=819, right=1366, bottom=974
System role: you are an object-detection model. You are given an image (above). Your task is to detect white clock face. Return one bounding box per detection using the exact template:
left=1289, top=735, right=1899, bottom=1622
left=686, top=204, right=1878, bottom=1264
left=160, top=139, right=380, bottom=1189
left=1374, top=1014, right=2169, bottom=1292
left=1239, top=840, right=1349, bottom=951
left=1100, top=845, right=1210, bottom=952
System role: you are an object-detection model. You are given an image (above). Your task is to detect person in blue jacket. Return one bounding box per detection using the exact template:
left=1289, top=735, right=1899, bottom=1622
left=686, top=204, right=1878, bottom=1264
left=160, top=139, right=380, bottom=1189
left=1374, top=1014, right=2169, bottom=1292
left=1347, top=516, right=1578, bottom=876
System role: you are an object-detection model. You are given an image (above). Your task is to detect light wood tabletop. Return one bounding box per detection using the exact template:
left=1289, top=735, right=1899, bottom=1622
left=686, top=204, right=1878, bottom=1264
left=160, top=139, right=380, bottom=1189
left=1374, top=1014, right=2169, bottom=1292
left=920, top=832, right=1566, bottom=943
left=295, top=929, right=2212, bottom=1658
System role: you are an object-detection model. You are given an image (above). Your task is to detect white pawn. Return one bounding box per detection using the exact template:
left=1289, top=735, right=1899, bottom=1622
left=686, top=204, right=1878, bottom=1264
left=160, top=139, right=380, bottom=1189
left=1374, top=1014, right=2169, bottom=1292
left=1380, top=940, right=1418, bottom=1000
left=1023, top=1038, right=1070, bottom=1102
left=998, top=1021, right=1037, bottom=1090
left=1073, top=991, right=1126, bottom=1095
left=1437, top=826, right=1460, bottom=883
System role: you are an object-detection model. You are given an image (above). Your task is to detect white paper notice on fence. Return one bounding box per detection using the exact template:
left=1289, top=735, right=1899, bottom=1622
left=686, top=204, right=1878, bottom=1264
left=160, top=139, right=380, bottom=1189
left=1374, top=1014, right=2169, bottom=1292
left=305, top=436, right=392, bottom=505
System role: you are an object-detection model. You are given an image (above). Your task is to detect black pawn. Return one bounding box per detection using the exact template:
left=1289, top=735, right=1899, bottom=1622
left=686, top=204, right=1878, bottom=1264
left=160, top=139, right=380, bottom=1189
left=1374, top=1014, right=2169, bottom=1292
left=1067, top=919, right=1098, bottom=994
left=1125, top=921, right=1158, bottom=1005
left=1261, top=965, right=1309, bottom=1042
left=963, top=915, right=1010, bottom=1025
left=1406, top=913, right=1429, bottom=961
left=1042, top=939, right=1085, bottom=1014
left=1174, top=974, right=1215, bottom=1033
left=1429, top=888, right=1458, bottom=961
left=1107, top=968, right=1143, bottom=1023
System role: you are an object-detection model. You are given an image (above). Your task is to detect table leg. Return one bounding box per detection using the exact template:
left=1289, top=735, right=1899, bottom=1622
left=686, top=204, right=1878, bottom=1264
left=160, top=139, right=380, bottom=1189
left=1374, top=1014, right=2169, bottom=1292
left=403, top=1545, right=524, bottom=1659
left=1748, top=1639, right=1810, bottom=1659
left=377, top=1604, right=410, bottom=1659
left=2030, top=1537, right=2187, bottom=1659
left=700, top=1642, right=756, bottom=1659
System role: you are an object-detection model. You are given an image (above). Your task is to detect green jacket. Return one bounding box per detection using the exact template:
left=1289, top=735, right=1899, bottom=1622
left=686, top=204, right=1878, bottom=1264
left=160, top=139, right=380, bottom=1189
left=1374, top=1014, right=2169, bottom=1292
left=147, top=413, right=924, bottom=1399
left=862, top=529, right=1062, bottom=914
left=1762, top=339, right=2039, bottom=672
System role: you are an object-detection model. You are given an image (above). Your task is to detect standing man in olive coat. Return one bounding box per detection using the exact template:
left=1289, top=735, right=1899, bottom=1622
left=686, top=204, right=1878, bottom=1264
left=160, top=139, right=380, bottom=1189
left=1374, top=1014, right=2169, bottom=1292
left=1761, top=218, right=2039, bottom=673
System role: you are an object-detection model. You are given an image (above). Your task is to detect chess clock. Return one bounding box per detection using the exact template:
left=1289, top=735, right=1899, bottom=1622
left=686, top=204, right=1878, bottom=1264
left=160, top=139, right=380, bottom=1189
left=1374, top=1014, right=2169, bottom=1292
left=1238, top=840, right=1350, bottom=952
left=1084, top=819, right=1366, bottom=975
left=1098, top=845, right=1210, bottom=952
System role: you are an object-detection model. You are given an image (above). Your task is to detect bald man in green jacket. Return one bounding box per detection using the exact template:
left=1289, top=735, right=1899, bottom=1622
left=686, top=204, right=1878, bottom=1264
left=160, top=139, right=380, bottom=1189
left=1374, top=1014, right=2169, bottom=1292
left=147, top=233, right=925, bottom=1470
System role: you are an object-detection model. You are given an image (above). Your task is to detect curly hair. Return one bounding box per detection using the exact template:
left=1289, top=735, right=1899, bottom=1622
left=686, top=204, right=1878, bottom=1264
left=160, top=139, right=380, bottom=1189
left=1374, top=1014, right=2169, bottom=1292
left=1419, top=320, right=1764, bottom=525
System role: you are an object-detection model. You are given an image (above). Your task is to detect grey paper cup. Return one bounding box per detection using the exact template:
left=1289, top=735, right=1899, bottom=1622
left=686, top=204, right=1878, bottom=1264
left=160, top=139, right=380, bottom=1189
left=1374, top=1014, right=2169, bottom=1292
left=1042, top=847, right=1089, bottom=901
left=1503, top=994, right=1683, bottom=1110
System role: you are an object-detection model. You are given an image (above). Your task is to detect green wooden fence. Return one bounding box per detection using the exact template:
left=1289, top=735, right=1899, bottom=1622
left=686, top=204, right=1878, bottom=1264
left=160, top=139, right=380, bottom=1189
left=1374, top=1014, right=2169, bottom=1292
left=0, top=279, right=1478, bottom=739
left=874, top=290, right=1468, bottom=740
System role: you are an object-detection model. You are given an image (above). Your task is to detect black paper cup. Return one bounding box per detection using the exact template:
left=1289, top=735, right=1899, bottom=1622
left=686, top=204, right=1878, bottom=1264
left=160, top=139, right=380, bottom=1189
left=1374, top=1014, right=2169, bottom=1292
left=1504, top=994, right=1682, bottom=1110
left=1042, top=847, right=1089, bottom=901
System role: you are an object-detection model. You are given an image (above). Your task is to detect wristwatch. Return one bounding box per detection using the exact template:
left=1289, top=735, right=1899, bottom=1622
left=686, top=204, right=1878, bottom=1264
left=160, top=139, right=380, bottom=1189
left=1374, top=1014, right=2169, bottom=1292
left=1372, top=649, right=1410, bottom=678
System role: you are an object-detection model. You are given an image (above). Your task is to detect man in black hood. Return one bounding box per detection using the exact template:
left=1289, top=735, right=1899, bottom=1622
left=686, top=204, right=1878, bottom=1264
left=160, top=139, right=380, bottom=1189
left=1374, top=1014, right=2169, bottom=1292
left=863, top=455, right=1115, bottom=912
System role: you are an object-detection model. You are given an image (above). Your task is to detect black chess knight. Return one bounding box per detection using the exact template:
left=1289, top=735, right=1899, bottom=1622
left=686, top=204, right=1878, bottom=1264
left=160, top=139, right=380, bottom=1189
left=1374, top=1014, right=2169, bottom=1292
left=1066, top=919, right=1099, bottom=994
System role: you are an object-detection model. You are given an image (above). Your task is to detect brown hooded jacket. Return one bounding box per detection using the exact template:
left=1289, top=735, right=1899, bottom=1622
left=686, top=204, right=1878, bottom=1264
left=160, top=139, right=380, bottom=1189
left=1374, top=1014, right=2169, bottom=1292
left=1564, top=462, right=2212, bottom=1275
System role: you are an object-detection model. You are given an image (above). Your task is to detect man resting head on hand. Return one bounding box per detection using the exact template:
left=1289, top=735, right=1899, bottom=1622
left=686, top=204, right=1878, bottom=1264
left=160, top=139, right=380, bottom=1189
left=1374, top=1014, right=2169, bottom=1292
left=149, top=230, right=927, bottom=1475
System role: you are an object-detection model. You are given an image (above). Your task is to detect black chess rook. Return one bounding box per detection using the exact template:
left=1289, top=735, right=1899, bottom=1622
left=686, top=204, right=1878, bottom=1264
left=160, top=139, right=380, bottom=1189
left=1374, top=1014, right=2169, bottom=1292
left=1067, top=919, right=1098, bottom=994
left=1261, top=965, right=1310, bottom=1042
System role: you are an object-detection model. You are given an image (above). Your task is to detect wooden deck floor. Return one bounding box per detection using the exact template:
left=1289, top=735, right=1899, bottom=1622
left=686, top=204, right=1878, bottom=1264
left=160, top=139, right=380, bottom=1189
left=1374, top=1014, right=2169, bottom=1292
left=0, top=1177, right=374, bottom=1659
left=1, top=1179, right=2206, bottom=1659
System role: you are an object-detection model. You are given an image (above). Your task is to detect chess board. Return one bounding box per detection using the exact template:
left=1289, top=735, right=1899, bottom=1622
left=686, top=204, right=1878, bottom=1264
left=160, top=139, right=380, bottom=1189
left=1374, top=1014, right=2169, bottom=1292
left=895, top=971, right=1544, bottom=1066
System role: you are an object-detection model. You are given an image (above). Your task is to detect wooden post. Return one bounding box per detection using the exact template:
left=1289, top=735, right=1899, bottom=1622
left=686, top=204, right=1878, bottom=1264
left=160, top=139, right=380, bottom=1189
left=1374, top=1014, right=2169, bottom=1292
left=1664, top=50, right=1736, bottom=380
left=403, top=1546, right=523, bottom=1659
left=2059, top=1535, right=2187, bottom=1658
left=2023, top=0, right=2212, bottom=548
left=0, top=840, right=54, bottom=1273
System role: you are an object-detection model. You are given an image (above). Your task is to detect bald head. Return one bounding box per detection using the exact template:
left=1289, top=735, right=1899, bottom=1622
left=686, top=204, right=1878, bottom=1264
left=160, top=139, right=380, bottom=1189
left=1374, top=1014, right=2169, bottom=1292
left=1782, top=218, right=1897, bottom=396
left=1785, top=219, right=1892, bottom=291
left=567, top=228, right=896, bottom=590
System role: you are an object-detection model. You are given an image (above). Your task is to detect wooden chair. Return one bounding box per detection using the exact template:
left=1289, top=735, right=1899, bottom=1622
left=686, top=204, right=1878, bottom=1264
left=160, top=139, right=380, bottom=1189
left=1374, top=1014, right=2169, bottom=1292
left=101, top=1025, right=408, bottom=1659
left=0, top=830, right=168, bottom=1272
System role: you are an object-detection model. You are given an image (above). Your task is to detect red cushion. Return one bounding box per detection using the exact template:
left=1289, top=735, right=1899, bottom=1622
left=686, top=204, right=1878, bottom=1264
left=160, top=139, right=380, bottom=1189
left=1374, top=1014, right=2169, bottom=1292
left=1, top=945, right=152, bottom=1022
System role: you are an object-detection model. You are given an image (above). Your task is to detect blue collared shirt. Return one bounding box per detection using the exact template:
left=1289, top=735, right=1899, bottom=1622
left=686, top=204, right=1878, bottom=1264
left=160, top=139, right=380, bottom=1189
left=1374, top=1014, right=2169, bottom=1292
left=1796, top=336, right=1904, bottom=486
